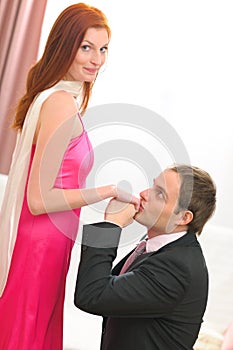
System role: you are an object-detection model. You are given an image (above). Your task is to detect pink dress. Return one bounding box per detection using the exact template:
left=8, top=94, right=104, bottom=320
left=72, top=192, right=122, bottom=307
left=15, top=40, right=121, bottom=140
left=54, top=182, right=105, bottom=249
left=0, top=120, right=93, bottom=350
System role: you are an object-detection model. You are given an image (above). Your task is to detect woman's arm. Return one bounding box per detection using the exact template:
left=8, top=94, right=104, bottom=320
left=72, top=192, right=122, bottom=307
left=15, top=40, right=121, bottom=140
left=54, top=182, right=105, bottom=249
left=27, top=91, right=139, bottom=215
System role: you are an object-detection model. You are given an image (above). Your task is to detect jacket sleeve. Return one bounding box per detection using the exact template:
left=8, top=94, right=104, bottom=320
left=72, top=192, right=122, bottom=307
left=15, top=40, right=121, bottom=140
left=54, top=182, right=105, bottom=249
left=74, top=222, right=191, bottom=318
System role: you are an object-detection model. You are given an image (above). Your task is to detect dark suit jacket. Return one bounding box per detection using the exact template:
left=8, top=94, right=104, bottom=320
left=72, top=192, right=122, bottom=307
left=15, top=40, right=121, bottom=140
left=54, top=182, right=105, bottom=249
left=74, top=222, right=208, bottom=350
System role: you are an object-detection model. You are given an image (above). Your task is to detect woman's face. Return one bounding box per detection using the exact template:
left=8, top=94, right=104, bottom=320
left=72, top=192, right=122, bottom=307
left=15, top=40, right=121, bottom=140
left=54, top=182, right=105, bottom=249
left=65, top=27, right=109, bottom=82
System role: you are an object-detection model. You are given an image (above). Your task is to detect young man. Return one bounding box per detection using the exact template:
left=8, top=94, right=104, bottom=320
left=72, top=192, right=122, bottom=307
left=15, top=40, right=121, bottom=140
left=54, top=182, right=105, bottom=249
left=74, top=164, right=216, bottom=350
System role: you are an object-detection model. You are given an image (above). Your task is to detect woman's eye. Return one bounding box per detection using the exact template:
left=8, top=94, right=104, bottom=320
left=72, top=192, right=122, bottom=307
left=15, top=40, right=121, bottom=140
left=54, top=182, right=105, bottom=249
left=100, top=46, right=108, bottom=53
left=81, top=45, right=90, bottom=51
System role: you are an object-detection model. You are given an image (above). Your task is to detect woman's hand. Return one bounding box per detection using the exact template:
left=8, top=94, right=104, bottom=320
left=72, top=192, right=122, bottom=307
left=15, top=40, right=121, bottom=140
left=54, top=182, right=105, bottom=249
left=112, top=186, right=140, bottom=211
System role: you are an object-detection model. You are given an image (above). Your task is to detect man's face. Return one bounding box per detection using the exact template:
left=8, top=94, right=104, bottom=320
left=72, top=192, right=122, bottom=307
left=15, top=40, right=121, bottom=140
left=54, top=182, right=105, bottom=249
left=134, top=169, right=184, bottom=236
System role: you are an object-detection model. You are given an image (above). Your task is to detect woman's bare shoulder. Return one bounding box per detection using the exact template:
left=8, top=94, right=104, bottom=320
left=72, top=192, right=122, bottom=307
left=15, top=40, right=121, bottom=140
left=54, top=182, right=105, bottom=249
left=41, top=90, right=78, bottom=121
left=33, top=90, right=79, bottom=144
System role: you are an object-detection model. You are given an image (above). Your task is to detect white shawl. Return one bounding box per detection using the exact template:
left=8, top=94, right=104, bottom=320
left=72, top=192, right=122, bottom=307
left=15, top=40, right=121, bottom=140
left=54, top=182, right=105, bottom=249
left=0, top=80, right=83, bottom=296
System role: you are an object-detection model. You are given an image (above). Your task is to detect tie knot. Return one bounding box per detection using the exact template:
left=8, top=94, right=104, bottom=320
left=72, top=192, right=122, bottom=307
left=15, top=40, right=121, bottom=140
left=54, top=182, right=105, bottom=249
left=119, top=239, right=147, bottom=274
left=135, top=239, right=147, bottom=255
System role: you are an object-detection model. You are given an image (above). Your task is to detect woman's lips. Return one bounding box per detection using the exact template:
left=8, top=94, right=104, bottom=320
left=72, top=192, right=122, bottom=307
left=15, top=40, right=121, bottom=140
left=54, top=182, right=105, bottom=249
left=84, top=67, right=98, bottom=74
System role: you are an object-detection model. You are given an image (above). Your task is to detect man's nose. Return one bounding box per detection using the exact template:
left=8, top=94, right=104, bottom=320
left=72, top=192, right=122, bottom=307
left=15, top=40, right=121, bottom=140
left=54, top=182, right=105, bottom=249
left=140, top=189, right=149, bottom=201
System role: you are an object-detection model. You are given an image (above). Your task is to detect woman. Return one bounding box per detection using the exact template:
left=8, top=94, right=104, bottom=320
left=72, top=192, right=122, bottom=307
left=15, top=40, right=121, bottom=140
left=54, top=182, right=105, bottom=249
left=0, top=3, right=139, bottom=349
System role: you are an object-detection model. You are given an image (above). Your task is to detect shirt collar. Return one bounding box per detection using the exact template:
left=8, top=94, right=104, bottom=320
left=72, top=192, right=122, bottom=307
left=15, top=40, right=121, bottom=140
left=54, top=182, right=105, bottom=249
left=146, top=231, right=187, bottom=253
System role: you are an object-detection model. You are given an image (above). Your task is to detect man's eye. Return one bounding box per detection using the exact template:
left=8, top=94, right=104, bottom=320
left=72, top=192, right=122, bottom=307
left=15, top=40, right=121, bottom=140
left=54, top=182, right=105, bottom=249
left=155, top=190, right=164, bottom=199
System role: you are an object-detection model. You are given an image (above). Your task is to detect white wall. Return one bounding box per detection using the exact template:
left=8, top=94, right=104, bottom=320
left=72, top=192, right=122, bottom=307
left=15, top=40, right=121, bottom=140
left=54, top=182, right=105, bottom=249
left=39, top=0, right=233, bottom=229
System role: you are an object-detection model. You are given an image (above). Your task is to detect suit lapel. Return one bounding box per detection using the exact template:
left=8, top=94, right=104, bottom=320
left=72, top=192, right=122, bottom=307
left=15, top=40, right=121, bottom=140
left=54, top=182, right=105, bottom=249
left=112, top=250, right=133, bottom=275
left=112, top=232, right=198, bottom=275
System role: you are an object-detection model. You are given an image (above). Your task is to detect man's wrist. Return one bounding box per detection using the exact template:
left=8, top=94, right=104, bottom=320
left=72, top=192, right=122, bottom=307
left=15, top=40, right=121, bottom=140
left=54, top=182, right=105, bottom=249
left=82, top=222, right=122, bottom=248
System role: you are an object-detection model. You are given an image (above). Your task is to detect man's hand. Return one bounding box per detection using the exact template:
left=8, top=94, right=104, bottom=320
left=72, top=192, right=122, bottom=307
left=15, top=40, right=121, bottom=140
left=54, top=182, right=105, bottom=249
left=104, top=199, right=137, bottom=228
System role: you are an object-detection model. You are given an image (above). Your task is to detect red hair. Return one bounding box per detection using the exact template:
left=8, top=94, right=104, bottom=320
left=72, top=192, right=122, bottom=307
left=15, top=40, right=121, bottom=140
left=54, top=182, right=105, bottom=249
left=12, top=3, right=111, bottom=130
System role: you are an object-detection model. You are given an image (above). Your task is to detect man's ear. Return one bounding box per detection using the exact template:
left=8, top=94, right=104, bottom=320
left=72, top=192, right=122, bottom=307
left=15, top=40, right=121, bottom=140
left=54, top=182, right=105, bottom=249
left=178, top=210, right=193, bottom=225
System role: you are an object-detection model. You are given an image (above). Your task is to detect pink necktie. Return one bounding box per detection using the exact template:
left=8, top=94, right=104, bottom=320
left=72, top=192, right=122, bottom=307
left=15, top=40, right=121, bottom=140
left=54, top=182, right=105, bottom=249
left=120, top=240, right=147, bottom=274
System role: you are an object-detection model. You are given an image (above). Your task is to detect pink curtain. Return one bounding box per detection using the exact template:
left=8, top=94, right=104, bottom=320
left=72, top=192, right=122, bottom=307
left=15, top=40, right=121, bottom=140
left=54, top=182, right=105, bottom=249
left=0, top=0, right=48, bottom=174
